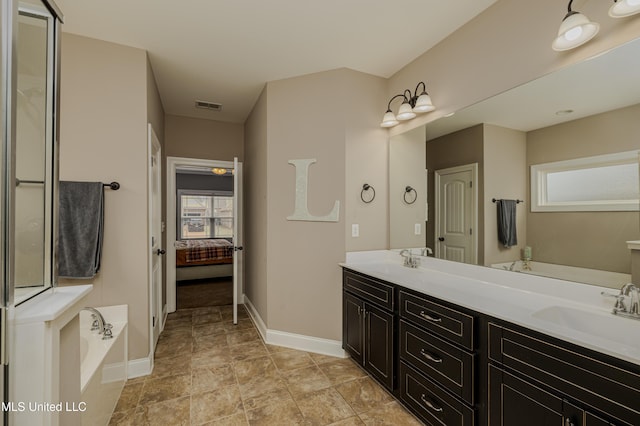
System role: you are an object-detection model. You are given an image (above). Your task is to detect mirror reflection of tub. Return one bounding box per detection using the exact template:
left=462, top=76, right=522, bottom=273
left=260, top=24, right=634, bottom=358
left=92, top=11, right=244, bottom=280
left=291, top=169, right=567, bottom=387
left=490, top=260, right=631, bottom=288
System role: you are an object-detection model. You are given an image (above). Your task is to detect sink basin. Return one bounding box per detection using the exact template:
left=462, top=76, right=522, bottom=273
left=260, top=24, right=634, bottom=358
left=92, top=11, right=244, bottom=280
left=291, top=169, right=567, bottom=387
left=531, top=305, right=637, bottom=347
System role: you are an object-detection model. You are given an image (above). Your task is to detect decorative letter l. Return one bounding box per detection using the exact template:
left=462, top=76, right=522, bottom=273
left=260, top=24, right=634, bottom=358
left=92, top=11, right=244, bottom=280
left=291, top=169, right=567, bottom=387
left=286, top=159, right=340, bottom=222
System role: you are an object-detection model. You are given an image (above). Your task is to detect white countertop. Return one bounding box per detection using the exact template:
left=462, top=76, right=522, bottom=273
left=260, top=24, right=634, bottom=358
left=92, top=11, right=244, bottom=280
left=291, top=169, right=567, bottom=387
left=341, top=250, right=640, bottom=366
left=15, top=285, right=93, bottom=324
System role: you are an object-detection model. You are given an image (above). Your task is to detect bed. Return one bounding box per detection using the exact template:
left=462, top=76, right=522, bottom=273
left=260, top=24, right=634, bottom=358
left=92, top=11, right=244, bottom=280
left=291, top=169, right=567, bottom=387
left=175, top=239, right=234, bottom=281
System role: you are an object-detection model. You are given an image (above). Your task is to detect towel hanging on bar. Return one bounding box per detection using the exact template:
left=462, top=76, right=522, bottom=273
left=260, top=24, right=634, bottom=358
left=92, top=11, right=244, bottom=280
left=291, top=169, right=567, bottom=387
left=58, top=181, right=105, bottom=279
left=497, top=199, right=518, bottom=248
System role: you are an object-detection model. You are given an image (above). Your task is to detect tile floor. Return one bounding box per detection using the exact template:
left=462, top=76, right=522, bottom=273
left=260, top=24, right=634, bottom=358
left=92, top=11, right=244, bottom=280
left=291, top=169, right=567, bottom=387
left=109, top=304, right=422, bottom=425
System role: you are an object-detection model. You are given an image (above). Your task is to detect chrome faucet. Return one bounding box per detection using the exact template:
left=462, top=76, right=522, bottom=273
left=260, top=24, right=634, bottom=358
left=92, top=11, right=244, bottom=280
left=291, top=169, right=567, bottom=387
left=421, top=247, right=433, bottom=257
left=82, top=307, right=113, bottom=339
left=399, top=249, right=420, bottom=268
left=602, top=283, right=640, bottom=320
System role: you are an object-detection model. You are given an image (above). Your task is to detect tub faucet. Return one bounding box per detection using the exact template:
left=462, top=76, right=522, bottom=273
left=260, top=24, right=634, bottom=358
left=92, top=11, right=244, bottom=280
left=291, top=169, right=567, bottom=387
left=83, top=307, right=113, bottom=339
left=421, top=247, right=433, bottom=257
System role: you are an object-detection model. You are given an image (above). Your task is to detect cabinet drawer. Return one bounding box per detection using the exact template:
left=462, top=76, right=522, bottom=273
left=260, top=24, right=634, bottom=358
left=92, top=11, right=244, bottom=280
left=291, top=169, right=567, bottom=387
left=400, top=320, right=475, bottom=405
left=343, top=269, right=395, bottom=311
left=400, top=290, right=474, bottom=350
left=489, top=322, right=640, bottom=425
left=399, top=361, right=475, bottom=426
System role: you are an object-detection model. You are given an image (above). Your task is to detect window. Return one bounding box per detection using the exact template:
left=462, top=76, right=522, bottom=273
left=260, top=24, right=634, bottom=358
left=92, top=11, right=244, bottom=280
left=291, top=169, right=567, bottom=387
left=531, top=151, right=639, bottom=212
left=178, top=190, right=233, bottom=239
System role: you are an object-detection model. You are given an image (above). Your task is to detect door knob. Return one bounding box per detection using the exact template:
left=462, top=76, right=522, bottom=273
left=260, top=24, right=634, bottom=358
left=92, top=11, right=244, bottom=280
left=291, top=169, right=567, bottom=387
left=438, top=237, right=445, bottom=242
left=234, top=246, right=244, bottom=252
left=156, top=249, right=166, bottom=255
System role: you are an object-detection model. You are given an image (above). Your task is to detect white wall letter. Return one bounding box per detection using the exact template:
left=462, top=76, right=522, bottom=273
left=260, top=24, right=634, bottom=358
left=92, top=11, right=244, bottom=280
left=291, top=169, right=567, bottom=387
left=287, top=159, right=340, bottom=222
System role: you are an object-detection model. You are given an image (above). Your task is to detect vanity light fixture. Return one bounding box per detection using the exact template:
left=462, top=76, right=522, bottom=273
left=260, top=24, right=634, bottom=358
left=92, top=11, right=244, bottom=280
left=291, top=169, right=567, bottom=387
left=380, top=81, right=435, bottom=128
left=609, top=0, right=640, bottom=17
left=211, top=167, right=227, bottom=175
left=552, top=0, right=600, bottom=51
left=553, top=0, right=640, bottom=51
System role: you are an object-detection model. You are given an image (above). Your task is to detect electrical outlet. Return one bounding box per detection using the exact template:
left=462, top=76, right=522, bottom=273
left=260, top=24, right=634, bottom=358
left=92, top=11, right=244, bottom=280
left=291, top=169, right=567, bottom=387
left=352, top=224, right=360, bottom=237
left=414, top=223, right=421, bottom=235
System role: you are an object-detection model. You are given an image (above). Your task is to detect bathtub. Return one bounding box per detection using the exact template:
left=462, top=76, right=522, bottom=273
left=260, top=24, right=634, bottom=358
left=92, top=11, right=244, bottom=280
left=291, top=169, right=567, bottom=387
left=490, top=260, right=631, bottom=288
left=79, top=305, right=128, bottom=426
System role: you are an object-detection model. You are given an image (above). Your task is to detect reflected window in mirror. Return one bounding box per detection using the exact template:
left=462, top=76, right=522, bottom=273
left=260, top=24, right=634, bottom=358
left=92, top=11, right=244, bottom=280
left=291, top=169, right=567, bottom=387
left=532, top=151, right=640, bottom=212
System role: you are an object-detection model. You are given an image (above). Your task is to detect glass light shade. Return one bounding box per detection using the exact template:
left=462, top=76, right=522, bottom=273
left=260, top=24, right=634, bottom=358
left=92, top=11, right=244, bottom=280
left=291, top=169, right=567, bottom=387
left=552, top=12, right=599, bottom=51
left=211, top=167, right=227, bottom=175
left=609, top=0, right=640, bottom=17
left=396, top=102, right=416, bottom=121
left=413, top=93, right=435, bottom=113
left=380, top=111, right=399, bottom=128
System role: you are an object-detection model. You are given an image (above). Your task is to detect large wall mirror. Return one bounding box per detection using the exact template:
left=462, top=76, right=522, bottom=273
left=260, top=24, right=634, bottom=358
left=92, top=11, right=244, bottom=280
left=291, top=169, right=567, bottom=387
left=389, top=37, right=640, bottom=289
left=13, top=0, right=60, bottom=304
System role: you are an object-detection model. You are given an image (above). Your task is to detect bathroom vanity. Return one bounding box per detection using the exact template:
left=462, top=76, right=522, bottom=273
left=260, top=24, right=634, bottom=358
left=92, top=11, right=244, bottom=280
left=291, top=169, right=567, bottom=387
left=341, top=251, right=640, bottom=426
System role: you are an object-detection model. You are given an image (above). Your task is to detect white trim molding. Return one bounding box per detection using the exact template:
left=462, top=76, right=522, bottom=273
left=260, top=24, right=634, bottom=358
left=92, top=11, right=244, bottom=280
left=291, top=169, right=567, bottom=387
left=127, top=356, right=153, bottom=379
left=244, top=296, right=347, bottom=358
left=166, top=156, right=235, bottom=313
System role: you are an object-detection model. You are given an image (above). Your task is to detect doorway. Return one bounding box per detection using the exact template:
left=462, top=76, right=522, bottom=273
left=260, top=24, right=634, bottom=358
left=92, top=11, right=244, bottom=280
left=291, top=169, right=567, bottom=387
left=166, top=157, right=243, bottom=324
left=434, top=163, right=478, bottom=264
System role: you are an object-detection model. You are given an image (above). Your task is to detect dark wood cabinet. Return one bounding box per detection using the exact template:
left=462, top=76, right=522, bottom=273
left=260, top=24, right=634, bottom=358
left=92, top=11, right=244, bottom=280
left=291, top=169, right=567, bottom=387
left=489, top=322, right=637, bottom=426
left=342, top=269, right=396, bottom=391
left=398, top=288, right=477, bottom=425
left=364, top=302, right=394, bottom=389
left=342, top=267, right=639, bottom=426
left=343, top=292, right=364, bottom=364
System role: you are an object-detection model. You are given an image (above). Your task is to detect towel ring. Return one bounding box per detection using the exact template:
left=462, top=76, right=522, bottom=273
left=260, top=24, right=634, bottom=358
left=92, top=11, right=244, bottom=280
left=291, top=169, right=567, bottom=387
left=404, top=186, right=417, bottom=204
left=361, top=183, right=375, bottom=204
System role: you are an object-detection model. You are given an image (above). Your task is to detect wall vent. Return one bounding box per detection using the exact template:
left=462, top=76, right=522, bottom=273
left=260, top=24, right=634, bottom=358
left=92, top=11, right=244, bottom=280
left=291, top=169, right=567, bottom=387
left=195, top=100, right=223, bottom=111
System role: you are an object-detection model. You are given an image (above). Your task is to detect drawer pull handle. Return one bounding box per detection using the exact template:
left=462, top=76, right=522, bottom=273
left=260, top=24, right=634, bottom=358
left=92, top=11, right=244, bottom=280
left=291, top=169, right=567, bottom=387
left=420, top=349, right=443, bottom=363
left=420, top=394, right=443, bottom=412
left=419, top=311, right=442, bottom=323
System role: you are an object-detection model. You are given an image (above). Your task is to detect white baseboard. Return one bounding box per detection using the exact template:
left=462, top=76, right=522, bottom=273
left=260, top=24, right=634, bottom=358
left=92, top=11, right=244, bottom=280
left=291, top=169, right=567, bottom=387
left=127, top=356, right=153, bottom=379
left=244, top=295, right=347, bottom=358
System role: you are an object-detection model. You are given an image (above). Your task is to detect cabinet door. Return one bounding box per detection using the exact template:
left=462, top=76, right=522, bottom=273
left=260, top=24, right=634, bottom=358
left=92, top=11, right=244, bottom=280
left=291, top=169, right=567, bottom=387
left=343, top=292, right=364, bottom=364
left=364, top=302, right=394, bottom=390
left=489, top=365, right=572, bottom=426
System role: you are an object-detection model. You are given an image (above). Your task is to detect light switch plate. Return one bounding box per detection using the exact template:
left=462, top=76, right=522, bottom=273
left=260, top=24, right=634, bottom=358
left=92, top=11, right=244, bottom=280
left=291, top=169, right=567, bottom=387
left=352, top=224, right=360, bottom=237
left=414, top=223, right=421, bottom=235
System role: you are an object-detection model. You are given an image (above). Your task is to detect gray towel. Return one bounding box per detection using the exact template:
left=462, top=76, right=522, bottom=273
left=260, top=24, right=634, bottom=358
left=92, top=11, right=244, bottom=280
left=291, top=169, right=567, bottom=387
left=58, top=181, right=104, bottom=279
left=497, top=199, right=517, bottom=248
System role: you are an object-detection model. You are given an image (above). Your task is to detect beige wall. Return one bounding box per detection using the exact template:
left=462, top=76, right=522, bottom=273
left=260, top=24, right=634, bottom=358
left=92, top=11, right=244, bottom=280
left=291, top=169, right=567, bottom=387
left=344, top=71, right=389, bottom=252
left=526, top=104, right=640, bottom=273
left=388, top=0, right=640, bottom=138
left=244, top=68, right=386, bottom=341
left=427, top=124, right=484, bottom=262
left=243, top=87, right=269, bottom=323
left=165, top=114, right=243, bottom=161
left=389, top=126, right=426, bottom=249
left=266, top=69, right=346, bottom=339
left=59, top=34, right=150, bottom=360
left=483, top=124, right=527, bottom=265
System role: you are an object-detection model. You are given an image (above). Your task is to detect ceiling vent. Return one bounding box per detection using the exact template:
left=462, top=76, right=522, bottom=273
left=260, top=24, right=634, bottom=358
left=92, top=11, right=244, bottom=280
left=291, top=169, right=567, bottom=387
left=195, top=100, right=223, bottom=111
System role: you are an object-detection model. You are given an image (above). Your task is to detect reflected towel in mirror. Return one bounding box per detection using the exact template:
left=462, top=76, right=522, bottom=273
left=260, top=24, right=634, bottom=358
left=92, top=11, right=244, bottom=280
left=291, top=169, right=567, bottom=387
left=497, top=199, right=517, bottom=248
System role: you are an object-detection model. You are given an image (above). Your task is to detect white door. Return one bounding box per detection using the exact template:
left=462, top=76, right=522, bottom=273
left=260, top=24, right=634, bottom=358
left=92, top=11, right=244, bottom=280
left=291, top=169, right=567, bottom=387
left=232, top=158, right=243, bottom=324
left=435, top=164, right=477, bottom=264
left=149, top=124, right=163, bottom=349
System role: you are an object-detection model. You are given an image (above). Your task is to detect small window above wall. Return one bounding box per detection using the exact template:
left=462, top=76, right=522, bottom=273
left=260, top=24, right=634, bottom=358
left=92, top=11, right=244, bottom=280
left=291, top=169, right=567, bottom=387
left=531, top=151, right=640, bottom=212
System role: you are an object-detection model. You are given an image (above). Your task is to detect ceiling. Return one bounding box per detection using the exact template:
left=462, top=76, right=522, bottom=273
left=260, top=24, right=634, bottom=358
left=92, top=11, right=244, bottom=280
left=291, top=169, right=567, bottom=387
left=54, top=0, right=498, bottom=124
